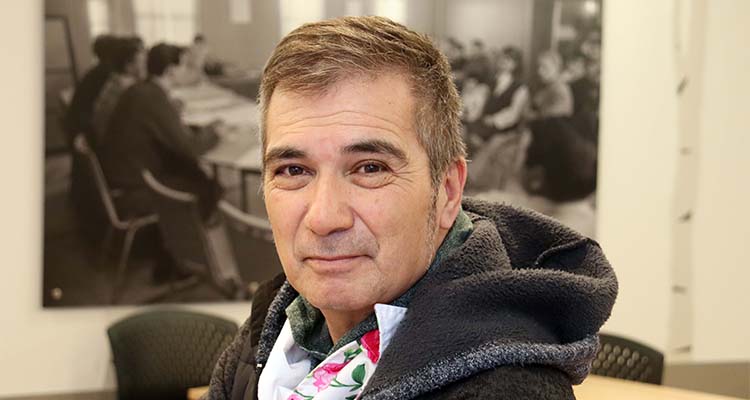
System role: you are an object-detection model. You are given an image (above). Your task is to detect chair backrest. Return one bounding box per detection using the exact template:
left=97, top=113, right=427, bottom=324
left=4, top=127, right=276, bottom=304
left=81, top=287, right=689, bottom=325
left=591, top=333, right=664, bottom=384
left=219, top=201, right=282, bottom=289
left=142, top=170, right=218, bottom=270
left=72, top=134, right=126, bottom=228
left=142, top=170, right=244, bottom=293
left=107, top=309, right=238, bottom=400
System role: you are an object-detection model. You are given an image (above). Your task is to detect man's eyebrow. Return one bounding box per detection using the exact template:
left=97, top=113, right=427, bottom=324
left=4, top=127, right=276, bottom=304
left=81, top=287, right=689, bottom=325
left=263, top=146, right=307, bottom=166
left=343, top=139, right=408, bottom=163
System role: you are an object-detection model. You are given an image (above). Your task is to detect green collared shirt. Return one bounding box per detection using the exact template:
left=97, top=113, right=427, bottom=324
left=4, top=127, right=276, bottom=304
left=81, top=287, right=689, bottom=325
left=285, top=209, right=474, bottom=366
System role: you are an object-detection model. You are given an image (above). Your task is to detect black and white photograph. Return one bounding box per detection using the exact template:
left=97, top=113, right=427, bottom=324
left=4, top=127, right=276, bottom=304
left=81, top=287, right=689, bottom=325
left=43, top=0, right=602, bottom=307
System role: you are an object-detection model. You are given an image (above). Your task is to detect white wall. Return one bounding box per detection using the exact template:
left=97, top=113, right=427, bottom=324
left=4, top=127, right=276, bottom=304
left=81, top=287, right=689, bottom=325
left=690, top=0, right=750, bottom=362
left=598, top=0, right=750, bottom=362
left=595, top=0, right=678, bottom=353
left=2, top=0, right=750, bottom=397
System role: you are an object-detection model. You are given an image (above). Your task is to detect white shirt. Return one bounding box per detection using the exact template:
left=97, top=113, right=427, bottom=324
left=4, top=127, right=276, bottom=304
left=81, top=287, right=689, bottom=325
left=257, top=304, right=408, bottom=400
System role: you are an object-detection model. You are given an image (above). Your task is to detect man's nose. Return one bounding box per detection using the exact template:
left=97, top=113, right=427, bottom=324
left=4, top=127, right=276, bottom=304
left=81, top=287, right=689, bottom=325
left=304, top=174, right=354, bottom=237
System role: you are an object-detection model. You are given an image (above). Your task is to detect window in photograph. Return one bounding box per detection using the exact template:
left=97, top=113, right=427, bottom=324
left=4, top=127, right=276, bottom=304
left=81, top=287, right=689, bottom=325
left=279, top=0, right=324, bottom=37
left=374, top=0, right=406, bottom=24
left=87, top=0, right=110, bottom=38
left=230, top=0, right=252, bottom=24
left=344, top=0, right=365, bottom=16
left=133, top=0, right=197, bottom=46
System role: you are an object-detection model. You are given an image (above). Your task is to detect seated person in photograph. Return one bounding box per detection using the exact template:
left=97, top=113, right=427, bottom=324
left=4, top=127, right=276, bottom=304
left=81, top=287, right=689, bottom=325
left=205, top=16, right=617, bottom=400
left=173, top=34, right=214, bottom=86
left=530, top=50, right=574, bottom=118
left=66, top=34, right=118, bottom=239
left=560, top=49, right=586, bottom=84
left=98, top=43, right=222, bottom=222
left=91, top=36, right=146, bottom=146
left=570, top=58, right=601, bottom=145
left=64, top=34, right=118, bottom=143
left=464, top=47, right=531, bottom=191
left=521, top=117, right=598, bottom=236
left=475, top=46, right=530, bottom=137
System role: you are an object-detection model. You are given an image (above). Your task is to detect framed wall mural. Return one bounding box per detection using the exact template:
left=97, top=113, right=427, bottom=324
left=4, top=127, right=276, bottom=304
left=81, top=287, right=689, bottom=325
left=43, top=0, right=601, bottom=307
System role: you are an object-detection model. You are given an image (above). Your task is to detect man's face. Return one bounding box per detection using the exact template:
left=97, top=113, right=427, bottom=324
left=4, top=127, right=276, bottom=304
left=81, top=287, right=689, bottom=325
left=538, top=56, right=560, bottom=83
left=129, top=49, right=147, bottom=80
left=166, top=53, right=189, bottom=86
left=263, top=73, right=443, bottom=315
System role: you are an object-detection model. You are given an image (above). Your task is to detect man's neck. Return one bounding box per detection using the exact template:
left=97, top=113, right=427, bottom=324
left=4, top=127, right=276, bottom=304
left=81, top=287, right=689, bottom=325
left=321, top=307, right=374, bottom=344
left=152, top=75, right=171, bottom=92
left=116, top=73, right=136, bottom=86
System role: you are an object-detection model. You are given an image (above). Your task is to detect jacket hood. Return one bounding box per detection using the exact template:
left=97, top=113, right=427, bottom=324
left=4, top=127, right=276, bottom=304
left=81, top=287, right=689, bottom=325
left=256, top=197, right=618, bottom=399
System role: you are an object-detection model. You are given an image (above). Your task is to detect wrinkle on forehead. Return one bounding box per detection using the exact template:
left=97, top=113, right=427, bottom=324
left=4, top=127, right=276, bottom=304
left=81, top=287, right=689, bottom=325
left=266, top=74, right=417, bottom=141
left=269, top=109, right=412, bottom=141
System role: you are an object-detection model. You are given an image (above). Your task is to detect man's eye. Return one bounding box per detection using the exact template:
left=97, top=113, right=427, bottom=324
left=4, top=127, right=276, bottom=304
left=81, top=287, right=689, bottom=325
left=275, top=165, right=306, bottom=176
left=358, top=163, right=387, bottom=174
left=269, top=164, right=312, bottom=190
left=287, top=165, right=305, bottom=176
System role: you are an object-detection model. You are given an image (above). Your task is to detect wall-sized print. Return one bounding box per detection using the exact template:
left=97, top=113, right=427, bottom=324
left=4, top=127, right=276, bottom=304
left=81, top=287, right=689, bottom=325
left=43, top=0, right=601, bottom=306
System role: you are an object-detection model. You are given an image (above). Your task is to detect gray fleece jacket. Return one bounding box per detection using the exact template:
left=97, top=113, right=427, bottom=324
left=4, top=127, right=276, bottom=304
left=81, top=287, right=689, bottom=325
left=205, top=198, right=618, bottom=399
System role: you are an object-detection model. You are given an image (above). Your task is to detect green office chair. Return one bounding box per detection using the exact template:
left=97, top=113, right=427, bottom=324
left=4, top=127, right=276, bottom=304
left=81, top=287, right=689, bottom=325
left=591, top=333, right=664, bottom=384
left=107, top=309, right=238, bottom=400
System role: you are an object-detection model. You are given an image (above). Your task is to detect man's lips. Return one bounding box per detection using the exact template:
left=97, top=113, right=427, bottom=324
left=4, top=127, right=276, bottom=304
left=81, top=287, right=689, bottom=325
left=305, top=255, right=363, bottom=261
left=302, top=255, right=369, bottom=273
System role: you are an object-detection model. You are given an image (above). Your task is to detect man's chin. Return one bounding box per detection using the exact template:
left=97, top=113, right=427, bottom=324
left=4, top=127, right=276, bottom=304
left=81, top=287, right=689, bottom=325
left=305, top=291, right=376, bottom=314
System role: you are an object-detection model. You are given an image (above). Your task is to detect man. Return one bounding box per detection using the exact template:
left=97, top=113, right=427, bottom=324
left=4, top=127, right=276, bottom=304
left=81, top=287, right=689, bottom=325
left=66, top=34, right=118, bottom=239
left=64, top=34, right=117, bottom=142
left=531, top=51, right=574, bottom=119
left=207, top=16, right=616, bottom=399
left=98, top=43, right=221, bottom=221
left=91, top=36, right=146, bottom=145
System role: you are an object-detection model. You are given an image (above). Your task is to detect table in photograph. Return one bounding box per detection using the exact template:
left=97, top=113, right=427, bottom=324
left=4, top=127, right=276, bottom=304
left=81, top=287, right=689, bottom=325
left=186, top=375, right=744, bottom=400
left=171, top=82, right=263, bottom=212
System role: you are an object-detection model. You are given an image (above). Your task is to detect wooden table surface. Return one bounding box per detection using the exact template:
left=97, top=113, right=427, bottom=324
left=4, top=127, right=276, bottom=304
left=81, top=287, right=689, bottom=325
left=573, top=375, right=743, bottom=399
left=187, top=375, right=743, bottom=400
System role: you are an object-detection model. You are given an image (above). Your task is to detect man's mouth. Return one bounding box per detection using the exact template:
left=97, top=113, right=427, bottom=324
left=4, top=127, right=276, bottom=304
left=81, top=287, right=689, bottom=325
left=302, top=255, right=369, bottom=273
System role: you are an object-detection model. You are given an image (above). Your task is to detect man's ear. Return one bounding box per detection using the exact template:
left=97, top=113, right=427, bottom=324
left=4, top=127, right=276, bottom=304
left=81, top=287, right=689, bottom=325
left=438, top=158, right=468, bottom=230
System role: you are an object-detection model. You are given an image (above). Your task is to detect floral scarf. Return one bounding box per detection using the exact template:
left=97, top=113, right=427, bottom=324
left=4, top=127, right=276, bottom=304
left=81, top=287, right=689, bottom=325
left=258, top=304, right=407, bottom=400
left=288, top=329, right=380, bottom=400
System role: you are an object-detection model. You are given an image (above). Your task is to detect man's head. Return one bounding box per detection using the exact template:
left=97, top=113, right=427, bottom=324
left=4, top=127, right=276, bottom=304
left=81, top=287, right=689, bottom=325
left=92, top=34, right=118, bottom=66
left=537, top=50, right=563, bottom=84
left=497, top=46, right=523, bottom=79
left=146, top=43, right=187, bottom=82
left=260, top=16, right=467, bottom=323
left=111, top=37, right=146, bottom=79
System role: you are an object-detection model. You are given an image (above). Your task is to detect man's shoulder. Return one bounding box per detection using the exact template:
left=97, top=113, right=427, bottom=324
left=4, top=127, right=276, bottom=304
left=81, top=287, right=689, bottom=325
left=462, top=197, right=588, bottom=243
left=121, top=81, right=163, bottom=101
left=415, top=365, right=575, bottom=400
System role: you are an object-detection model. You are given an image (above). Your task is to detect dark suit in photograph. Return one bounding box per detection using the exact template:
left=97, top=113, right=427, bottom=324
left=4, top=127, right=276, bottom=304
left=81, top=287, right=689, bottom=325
left=98, top=79, right=221, bottom=221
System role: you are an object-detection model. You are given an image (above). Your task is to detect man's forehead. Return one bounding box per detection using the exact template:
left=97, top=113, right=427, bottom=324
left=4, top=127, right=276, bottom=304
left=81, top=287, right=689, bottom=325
left=269, top=71, right=414, bottom=109
left=265, top=73, right=417, bottom=138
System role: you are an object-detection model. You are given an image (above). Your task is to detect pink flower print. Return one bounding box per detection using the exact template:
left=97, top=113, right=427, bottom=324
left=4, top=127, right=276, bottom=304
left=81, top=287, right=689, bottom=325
left=312, top=362, right=347, bottom=391
left=361, top=329, right=380, bottom=363
left=286, top=395, right=304, bottom=400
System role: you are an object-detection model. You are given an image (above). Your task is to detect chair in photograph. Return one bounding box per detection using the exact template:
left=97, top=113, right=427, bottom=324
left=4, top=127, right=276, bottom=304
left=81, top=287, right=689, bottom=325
left=72, top=134, right=158, bottom=303
left=218, top=200, right=282, bottom=294
left=591, top=333, right=665, bottom=384
left=141, top=170, right=247, bottom=299
left=107, top=309, right=238, bottom=400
